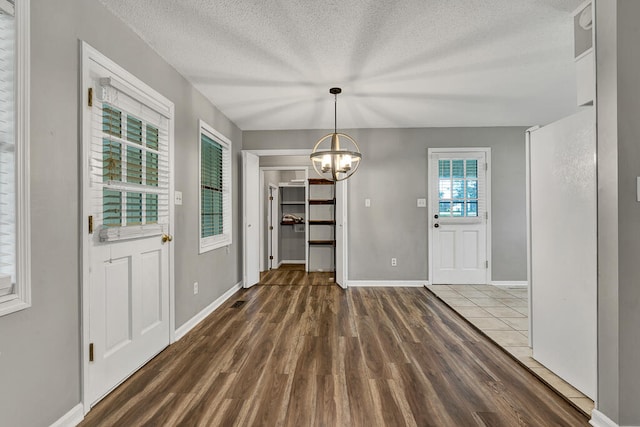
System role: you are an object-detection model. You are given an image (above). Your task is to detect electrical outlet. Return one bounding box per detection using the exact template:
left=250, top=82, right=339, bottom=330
left=193, top=282, right=199, bottom=295
left=365, top=198, right=371, bottom=207
left=391, top=258, right=397, bottom=267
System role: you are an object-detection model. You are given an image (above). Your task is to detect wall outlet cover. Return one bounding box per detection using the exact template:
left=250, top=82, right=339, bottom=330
left=175, top=191, right=183, bottom=205
left=417, top=198, right=427, bottom=207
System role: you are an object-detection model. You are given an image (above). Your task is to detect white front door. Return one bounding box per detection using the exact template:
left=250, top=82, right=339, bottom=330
left=243, top=151, right=260, bottom=287
left=82, top=44, right=173, bottom=406
left=429, top=149, right=490, bottom=285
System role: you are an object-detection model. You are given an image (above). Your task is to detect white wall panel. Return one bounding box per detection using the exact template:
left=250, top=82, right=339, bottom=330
left=529, top=108, right=596, bottom=399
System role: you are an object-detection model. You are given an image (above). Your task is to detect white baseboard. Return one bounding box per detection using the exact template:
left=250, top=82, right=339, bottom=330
left=590, top=409, right=620, bottom=427
left=50, top=403, right=84, bottom=427
left=491, top=281, right=528, bottom=287
left=174, top=281, right=242, bottom=340
left=347, top=280, right=427, bottom=287
left=280, top=260, right=305, bottom=265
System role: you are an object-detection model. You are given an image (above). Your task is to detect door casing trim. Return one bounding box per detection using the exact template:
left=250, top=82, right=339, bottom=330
left=241, top=149, right=349, bottom=288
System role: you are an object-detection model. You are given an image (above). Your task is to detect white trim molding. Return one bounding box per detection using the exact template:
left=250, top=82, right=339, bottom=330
left=491, top=281, right=528, bottom=287
left=49, top=404, right=84, bottom=427
left=348, top=280, right=428, bottom=287
left=0, top=0, right=31, bottom=317
left=589, top=409, right=620, bottom=427
left=174, top=281, right=242, bottom=340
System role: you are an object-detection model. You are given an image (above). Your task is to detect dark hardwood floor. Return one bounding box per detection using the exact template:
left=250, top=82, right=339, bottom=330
left=80, top=282, right=589, bottom=426
left=259, top=264, right=333, bottom=286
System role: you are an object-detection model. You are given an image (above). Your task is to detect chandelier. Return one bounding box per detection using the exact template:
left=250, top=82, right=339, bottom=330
left=310, top=88, right=362, bottom=181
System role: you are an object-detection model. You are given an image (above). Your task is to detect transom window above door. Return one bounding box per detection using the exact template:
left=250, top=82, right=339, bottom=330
left=438, top=159, right=479, bottom=217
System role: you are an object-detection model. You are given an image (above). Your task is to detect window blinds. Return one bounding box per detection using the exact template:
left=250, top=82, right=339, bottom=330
left=0, top=3, right=15, bottom=296
left=200, top=126, right=231, bottom=249
left=90, top=79, right=170, bottom=242
left=433, top=153, right=486, bottom=224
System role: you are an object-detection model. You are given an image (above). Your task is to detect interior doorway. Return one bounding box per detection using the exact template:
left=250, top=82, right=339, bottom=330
left=261, top=166, right=308, bottom=273
left=242, top=149, right=348, bottom=289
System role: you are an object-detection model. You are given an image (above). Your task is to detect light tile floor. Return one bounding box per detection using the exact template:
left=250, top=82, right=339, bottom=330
left=427, top=284, right=595, bottom=416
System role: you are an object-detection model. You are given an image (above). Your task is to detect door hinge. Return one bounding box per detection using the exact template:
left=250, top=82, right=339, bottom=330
left=269, top=226, right=273, bottom=230
left=485, top=212, right=489, bottom=220
left=269, top=255, right=274, bottom=260
left=89, top=343, right=94, bottom=362
left=485, top=162, right=488, bottom=171
left=88, top=215, right=94, bottom=234
left=269, top=196, right=273, bottom=201
left=485, top=260, right=489, bottom=269
left=88, top=88, right=93, bottom=107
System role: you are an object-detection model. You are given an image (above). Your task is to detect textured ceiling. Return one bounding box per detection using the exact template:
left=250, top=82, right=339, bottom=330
left=100, top=0, right=583, bottom=130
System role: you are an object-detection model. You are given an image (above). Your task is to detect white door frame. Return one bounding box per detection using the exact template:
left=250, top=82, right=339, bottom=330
left=242, top=149, right=348, bottom=287
left=80, top=42, right=175, bottom=414
left=427, top=147, right=492, bottom=285
left=259, top=167, right=308, bottom=271
left=335, top=180, right=348, bottom=289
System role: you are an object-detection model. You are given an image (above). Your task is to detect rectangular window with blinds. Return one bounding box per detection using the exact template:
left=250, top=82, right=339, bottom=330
left=0, top=0, right=31, bottom=317
left=438, top=159, right=479, bottom=217
left=91, top=79, right=170, bottom=242
left=199, top=120, right=232, bottom=253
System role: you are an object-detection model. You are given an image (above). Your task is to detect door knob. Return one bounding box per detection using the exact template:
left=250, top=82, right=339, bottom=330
left=162, top=234, right=173, bottom=243
left=434, top=214, right=439, bottom=219
left=434, top=223, right=440, bottom=228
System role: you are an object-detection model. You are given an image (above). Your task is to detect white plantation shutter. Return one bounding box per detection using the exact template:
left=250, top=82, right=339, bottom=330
left=0, top=2, right=15, bottom=297
left=90, top=78, right=170, bottom=241
left=199, top=120, right=232, bottom=252
left=432, top=152, right=487, bottom=223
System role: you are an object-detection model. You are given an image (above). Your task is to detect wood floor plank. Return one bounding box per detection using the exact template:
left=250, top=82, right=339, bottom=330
left=80, top=280, right=590, bottom=427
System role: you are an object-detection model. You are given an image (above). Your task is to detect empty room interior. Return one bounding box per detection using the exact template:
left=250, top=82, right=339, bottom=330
left=1, top=1, right=640, bottom=426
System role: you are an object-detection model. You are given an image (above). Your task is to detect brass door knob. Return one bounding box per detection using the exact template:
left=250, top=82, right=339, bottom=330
left=162, top=234, right=173, bottom=243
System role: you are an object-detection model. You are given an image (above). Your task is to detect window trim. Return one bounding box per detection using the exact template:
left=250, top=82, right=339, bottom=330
left=198, top=120, right=232, bottom=253
left=0, top=0, right=30, bottom=317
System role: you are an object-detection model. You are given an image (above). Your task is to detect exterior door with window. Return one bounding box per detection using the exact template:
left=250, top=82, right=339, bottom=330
left=84, top=50, right=173, bottom=406
left=429, top=149, right=489, bottom=284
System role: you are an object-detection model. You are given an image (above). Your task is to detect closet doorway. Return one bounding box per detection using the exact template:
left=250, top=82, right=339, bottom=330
left=260, top=166, right=309, bottom=273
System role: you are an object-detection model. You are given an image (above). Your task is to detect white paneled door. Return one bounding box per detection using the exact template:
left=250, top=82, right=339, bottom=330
left=82, top=43, right=173, bottom=407
left=429, top=149, right=490, bottom=285
left=89, top=236, right=170, bottom=405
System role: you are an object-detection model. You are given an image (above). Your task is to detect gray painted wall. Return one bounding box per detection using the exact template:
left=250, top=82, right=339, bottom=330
left=0, top=1, right=242, bottom=426
left=596, top=1, right=640, bottom=424
left=244, top=127, right=528, bottom=282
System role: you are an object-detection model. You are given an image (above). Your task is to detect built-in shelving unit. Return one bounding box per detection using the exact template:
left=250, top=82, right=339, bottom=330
left=307, top=178, right=335, bottom=271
